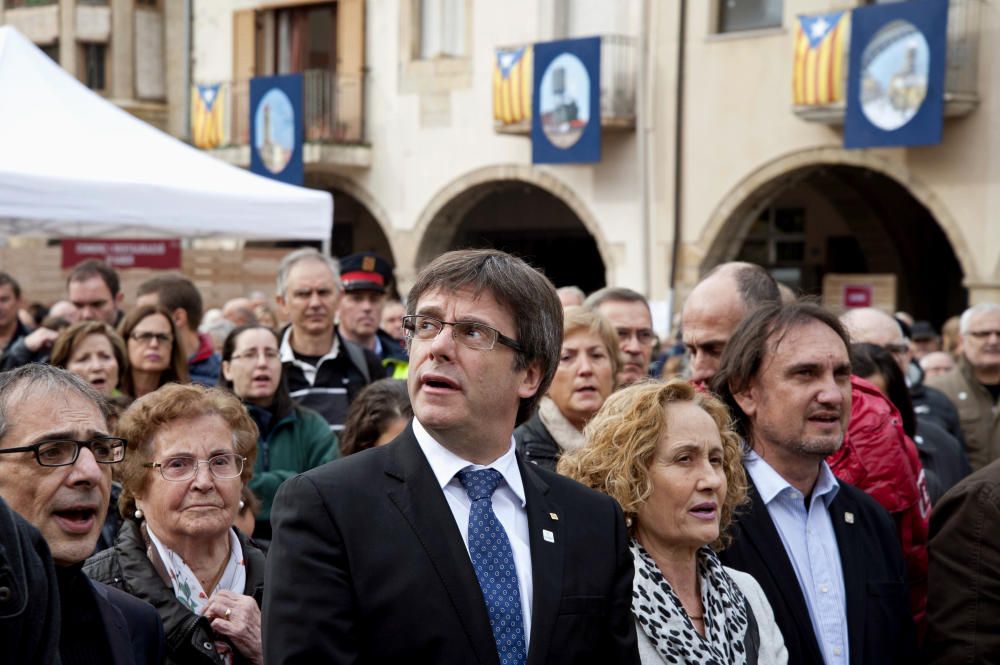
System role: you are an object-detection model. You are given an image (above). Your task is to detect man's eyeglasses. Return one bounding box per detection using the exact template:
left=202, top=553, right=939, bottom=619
left=143, top=453, right=246, bottom=482
left=131, top=332, right=173, bottom=346
left=402, top=315, right=524, bottom=352
left=616, top=328, right=657, bottom=347
left=0, top=437, right=127, bottom=467
left=230, top=348, right=280, bottom=362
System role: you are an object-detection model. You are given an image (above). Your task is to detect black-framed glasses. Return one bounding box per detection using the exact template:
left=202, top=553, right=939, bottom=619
left=402, top=315, right=524, bottom=352
left=230, top=348, right=280, bottom=362
left=143, top=453, right=246, bottom=482
left=131, top=331, right=173, bottom=345
left=0, top=437, right=127, bottom=467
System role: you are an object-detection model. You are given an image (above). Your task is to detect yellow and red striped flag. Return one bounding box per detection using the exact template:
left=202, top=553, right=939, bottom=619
left=493, top=46, right=533, bottom=126
left=793, top=11, right=849, bottom=106
left=191, top=83, right=224, bottom=149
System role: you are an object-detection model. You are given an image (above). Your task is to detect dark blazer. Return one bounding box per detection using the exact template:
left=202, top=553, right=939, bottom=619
left=91, top=579, right=165, bottom=665
left=719, top=476, right=917, bottom=665
left=0, top=497, right=61, bottom=665
left=263, top=424, right=638, bottom=664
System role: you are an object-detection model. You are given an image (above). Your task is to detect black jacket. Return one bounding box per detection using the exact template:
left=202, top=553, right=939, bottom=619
left=0, top=496, right=61, bottom=665
left=85, top=520, right=265, bottom=665
left=513, top=412, right=560, bottom=472
left=914, top=418, right=971, bottom=505
left=910, top=367, right=964, bottom=445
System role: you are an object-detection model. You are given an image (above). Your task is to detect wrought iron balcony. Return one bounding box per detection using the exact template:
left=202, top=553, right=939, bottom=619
left=493, top=35, right=636, bottom=135
left=196, top=69, right=369, bottom=169
left=792, top=0, right=981, bottom=124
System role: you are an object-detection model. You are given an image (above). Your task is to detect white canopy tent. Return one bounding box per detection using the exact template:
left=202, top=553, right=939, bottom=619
left=0, top=26, right=332, bottom=245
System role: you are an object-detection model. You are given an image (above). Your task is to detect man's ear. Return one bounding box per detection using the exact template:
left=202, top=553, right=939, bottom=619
left=172, top=308, right=189, bottom=332
left=731, top=380, right=759, bottom=420
left=517, top=360, right=545, bottom=400
left=114, top=291, right=125, bottom=307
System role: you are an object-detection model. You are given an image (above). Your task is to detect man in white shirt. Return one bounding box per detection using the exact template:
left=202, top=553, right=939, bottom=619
left=263, top=249, right=638, bottom=665
left=713, top=301, right=917, bottom=665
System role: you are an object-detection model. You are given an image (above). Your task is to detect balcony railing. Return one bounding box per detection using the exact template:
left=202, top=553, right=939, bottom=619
left=792, top=0, right=981, bottom=123
left=493, top=35, right=636, bottom=135
left=194, top=69, right=366, bottom=150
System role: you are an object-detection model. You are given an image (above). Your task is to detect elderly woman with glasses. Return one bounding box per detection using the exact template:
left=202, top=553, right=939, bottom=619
left=218, top=324, right=338, bottom=540
left=117, top=304, right=190, bottom=399
left=85, top=383, right=264, bottom=665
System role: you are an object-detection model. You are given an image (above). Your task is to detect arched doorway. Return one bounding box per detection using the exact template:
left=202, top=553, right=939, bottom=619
left=328, top=188, right=395, bottom=266
left=705, top=164, right=966, bottom=326
left=416, top=179, right=606, bottom=294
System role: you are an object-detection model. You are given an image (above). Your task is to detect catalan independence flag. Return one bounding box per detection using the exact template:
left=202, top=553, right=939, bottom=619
left=493, top=46, right=532, bottom=126
left=191, top=83, right=224, bottom=149
left=793, top=11, right=849, bottom=106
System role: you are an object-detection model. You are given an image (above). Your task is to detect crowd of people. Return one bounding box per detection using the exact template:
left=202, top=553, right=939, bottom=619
left=0, top=248, right=997, bottom=664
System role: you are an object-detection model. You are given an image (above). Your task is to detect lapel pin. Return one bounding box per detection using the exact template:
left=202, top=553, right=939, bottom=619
left=845, top=512, right=855, bottom=524
left=549, top=512, right=559, bottom=521
left=542, top=529, right=555, bottom=543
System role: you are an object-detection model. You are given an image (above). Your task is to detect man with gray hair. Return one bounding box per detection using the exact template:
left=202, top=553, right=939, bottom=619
left=585, top=286, right=655, bottom=386
left=681, top=261, right=781, bottom=386
left=928, top=303, right=1000, bottom=470
left=0, top=364, right=163, bottom=663
left=275, top=248, right=383, bottom=431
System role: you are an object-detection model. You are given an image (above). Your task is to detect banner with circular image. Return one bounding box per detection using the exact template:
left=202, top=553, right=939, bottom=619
left=250, top=74, right=304, bottom=184
left=845, top=0, right=947, bottom=149
left=532, top=36, right=601, bottom=164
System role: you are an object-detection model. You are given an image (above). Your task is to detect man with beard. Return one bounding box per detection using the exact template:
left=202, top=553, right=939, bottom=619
left=0, top=364, right=162, bottom=664
left=712, top=302, right=916, bottom=665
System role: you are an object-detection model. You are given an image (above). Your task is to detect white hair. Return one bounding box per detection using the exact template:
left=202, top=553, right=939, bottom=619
left=959, top=303, right=1000, bottom=335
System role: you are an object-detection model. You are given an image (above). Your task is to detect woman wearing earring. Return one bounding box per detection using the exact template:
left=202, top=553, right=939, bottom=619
left=85, top=383, right=264, bottom=665
left=560, top=380, right=787, bottom=665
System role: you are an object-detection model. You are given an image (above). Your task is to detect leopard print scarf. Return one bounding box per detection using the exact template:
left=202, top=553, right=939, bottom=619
left=631, top=540, right=750, bottom=665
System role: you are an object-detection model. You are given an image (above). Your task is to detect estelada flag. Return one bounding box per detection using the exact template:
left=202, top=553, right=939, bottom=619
left=493, top=46, right=532, bottom=126
left=191, top=83, right=224, bottom=149
left=793, top=11, right=849, bottom=106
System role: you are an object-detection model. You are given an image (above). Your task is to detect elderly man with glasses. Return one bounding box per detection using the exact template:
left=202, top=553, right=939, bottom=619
left=0, top=364, right=163, bottom=664
left=264, top=249, right=638, bottom=664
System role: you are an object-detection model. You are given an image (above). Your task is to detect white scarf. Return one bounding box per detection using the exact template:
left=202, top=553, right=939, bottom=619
left=631, top=540, right=750, bottom=665
left=537, top=396, right=587, bottom=453
left=146, top=525, right=247, bottom=616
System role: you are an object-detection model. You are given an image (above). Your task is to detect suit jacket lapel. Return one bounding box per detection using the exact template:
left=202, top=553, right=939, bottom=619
left=519, top=458, right=564, bottom=665
left=89, top=580, right=134, bottom=665
left=383, top=430, right=499, bottom=665
left=737, top=479, right=824, bottom=660
left=829, top=490, right=866, bottom=665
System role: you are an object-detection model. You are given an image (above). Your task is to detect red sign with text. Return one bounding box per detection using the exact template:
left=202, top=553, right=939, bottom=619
left=62, top=239, right=181, bottom=270
left=843, top=284, right=873, bottom=309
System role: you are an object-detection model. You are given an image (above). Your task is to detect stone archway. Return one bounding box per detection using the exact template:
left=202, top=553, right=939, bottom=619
left=305, top=173, right=397, bottom=265
left=695, top=148, right=972, bottom=324
left=410, top=165, right=612, bottom=291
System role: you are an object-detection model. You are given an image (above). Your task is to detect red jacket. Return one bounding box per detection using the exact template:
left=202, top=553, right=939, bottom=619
left=827, top=376, right=930, bottom=636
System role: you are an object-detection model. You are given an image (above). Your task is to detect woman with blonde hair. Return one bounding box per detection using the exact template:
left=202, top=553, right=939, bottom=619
left=514, top=306, right=620, bottom=470
left=560, top=379, right=786, bottom=664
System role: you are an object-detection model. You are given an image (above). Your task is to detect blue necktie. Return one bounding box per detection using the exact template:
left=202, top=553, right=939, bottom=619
left=458, top=468, right=527, bottom=665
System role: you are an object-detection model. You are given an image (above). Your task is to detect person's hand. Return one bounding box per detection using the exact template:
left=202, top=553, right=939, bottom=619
left=23, top=327, right=59, bottom=353
left=203, top=590, right=262, bottom=665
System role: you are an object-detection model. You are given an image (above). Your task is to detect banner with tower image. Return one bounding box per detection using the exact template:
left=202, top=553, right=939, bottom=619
left=844, top=0, right=947, bottom=149
left=250, top=73, right=304, bottom=184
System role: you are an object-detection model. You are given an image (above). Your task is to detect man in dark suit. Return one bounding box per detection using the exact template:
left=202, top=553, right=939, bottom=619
left=0, top=364, right=163, bottom=664
left=264, top=249, right=638, bottom=664
left=711, top=302, right=917, bottom=665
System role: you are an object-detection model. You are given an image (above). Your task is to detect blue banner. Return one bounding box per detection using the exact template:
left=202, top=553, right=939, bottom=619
left=532, top=37, right=601, bottom=164
left=250, top=73, right=304, bottom=184
left=844, top=0, right=947, bottom=149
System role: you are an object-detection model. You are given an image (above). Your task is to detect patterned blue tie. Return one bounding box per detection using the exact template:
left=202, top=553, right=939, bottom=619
left=458, top=468, right=527, bottom=665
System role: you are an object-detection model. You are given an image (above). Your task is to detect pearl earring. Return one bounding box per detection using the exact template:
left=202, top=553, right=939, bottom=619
left=134, top=509, right=144, bottom=520
left=238, top=500, right=246, bottom=510
left=625, top=515, right=634, bottom=528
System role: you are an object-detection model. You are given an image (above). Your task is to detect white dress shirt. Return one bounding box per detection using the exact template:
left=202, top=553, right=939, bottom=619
left=745, top=450, right=848, bottom=665
left=413, top=417, right=533, bottom=647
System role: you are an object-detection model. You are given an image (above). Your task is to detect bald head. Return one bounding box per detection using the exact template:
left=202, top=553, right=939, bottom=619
left=840, top=308, right=910, bottom=373
left=681, top=262, right=779, bottom=384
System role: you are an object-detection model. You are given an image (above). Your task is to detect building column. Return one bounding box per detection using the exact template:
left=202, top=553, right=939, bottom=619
left=109, top=0, right=133, bottom=100
left=966, top=282, right=1000, bottom=305
left=59, top=0, right=76, bottom=75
